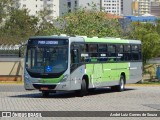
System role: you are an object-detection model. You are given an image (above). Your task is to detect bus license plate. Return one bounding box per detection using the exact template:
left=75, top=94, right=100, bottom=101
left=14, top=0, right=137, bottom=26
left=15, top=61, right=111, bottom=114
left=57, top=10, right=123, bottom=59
left=40, top=87, right=49, bottom=90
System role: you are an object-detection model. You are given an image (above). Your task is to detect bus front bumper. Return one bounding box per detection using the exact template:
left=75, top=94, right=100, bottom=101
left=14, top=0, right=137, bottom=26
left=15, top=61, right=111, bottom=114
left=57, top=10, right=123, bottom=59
left=32, top=81, right=70, bottom=91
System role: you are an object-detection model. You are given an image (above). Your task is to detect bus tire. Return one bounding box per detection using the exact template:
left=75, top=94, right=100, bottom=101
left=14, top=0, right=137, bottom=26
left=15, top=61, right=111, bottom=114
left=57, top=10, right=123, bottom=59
left=42, top=91, right=49, bottom=97
left=76, top=79, right=87, bottom=97
left=88, top=88, right=96, bottom=92
left=111, top=75, right=125, bottom=92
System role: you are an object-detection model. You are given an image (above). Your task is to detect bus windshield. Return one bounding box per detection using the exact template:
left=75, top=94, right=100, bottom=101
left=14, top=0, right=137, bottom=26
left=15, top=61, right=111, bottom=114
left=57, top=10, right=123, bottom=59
left=26, top=45, right=68, bottom=75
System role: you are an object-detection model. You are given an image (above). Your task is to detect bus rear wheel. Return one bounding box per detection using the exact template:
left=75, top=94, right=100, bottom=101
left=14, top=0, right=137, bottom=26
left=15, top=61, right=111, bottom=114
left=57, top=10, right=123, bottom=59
left=111, top=75, right=125, bottom=92
left=76, top=79, right=88, bottom=97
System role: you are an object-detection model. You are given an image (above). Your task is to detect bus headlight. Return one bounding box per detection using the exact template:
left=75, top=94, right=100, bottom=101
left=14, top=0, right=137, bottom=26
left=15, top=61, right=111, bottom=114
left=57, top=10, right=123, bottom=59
left=24, top=74, right=30, bottom=83
left=25, top=75, right=29, bottom=79
left=61, top=74, right=68, bottom=82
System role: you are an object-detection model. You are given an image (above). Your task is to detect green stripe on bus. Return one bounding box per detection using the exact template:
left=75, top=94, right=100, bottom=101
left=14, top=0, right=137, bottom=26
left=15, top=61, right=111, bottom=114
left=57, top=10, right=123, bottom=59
left=40, top=75, right=64, bottom=83
left=84, top=38, right=129, bottom=44
left=86, top=63, right=129, bottom=83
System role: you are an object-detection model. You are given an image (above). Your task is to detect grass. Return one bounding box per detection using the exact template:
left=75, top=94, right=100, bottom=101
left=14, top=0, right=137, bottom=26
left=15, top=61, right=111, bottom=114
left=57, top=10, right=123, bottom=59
left=0, top=81, right=23, bottom=84
left=137, top=81, right=160, bottom=85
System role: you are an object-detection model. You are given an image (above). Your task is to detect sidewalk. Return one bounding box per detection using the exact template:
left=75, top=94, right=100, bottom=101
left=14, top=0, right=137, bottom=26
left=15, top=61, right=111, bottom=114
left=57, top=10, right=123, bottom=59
left=0, top=81, right=23, bottom=84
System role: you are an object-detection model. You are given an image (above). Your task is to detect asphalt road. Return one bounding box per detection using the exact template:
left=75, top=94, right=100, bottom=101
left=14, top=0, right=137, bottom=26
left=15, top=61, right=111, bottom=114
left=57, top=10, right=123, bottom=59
left=0, top=84, right=160, bottom=120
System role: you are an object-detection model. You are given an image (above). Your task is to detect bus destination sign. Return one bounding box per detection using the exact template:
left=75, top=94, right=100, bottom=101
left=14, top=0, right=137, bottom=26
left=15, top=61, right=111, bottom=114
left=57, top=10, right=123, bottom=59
left=28, top=38, right=68, bottom=45
left=38, top=41, right=58, bottom=45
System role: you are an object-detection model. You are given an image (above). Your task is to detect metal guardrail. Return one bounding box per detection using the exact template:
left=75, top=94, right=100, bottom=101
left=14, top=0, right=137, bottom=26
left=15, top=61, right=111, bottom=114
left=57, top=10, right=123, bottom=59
left=0, top=45, right=24, bottom=81
left=0, top=57, right=23, bottom=62
left=0, top=57, right=23, bottom=81
left=0, top=44, right=20, bottom=50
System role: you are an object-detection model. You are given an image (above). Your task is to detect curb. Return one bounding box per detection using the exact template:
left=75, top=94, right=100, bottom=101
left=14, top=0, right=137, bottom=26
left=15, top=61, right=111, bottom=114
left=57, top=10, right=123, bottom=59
left=126, top=84, right=160, bottom=87
left=0, top=82, right=160, bottom=87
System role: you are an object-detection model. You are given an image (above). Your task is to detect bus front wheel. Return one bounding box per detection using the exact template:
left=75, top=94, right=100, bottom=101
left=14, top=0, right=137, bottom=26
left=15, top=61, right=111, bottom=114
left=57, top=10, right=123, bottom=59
left=111, top=75, right=125, bottom=92
left=76, top=79, right=88, bottom=97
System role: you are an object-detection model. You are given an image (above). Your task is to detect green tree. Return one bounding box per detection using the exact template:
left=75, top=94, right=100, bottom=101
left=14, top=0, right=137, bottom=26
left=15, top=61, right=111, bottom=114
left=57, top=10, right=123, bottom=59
left=0, top=8, right=39, bottom=44
left=0, top=0, right=13, bottom=23
left=142, top=33, right=160, bottom=63
left=155, top=19, right=160, bottom=35
left=57, top=9, right=121, bottom=37
left=128, top=22, right=160, bottom=63
left=35, top=8, right=58, bottom=35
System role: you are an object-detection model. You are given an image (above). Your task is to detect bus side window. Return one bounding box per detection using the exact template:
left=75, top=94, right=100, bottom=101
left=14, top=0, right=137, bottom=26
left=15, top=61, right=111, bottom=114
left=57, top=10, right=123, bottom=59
left=88, top=44, right=98, bottom=62
left=71, top=49, right=79, bottom=64
left=131, top=45, right=139, bottom=61
left=108, top=44, right=116, bottom=62
left=124, top=45, right=131, bottom=61
left=80, top=44, right=88, bottom=63
left=98, top=44, right=108, bottom=62
left=117, top=44, right=124, bottom=61
left=139, top=45, right=142, bottom=60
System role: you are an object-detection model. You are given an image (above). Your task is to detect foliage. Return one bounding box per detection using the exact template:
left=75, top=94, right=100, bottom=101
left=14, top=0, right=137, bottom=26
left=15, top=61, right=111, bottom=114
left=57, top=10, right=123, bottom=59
left=0, top=0, right=13, bottom=23
left=0, top=8, right=39, bottom=44
left=137, top=81, right=160, bottom=84
left=126, top=22, right=160, bottom=63
left=0, top=3, right=122, bottom=45
left=57, top=9, right=121, bottom=37
left=35, top=8, right=59, bottom=36
left=1, top=1, right=160, bottom=63
left=0, top=6, right=60, bottom=45
left=156, top=19, right=160, bottom=34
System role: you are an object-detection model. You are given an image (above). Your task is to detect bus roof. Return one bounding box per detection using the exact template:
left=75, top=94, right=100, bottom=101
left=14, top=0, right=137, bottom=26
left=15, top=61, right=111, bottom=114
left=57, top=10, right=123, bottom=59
left=84, top=37, right=141, bottom=44
left=28, top=35, right=141, bottom=44
left=29, top=35, right=70, bottom=39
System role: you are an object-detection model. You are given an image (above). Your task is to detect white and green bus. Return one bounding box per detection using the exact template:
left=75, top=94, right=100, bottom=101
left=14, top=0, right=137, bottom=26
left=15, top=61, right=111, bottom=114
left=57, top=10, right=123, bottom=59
left=24, top=35, right=142, bottom=97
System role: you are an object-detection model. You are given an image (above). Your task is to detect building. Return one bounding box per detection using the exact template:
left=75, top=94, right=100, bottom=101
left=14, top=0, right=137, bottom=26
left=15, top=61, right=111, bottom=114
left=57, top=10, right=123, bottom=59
left=14, top=0, right=78, bottom=20
left=151, top=0, right=160, bottom=16
left=123, top=0, right=134, bottom=16
left=13, top=0, right=102, bottom=20
left=138, top=0, right=151, bottom=15
left=132, top=0, right=139, bottom=15
left=123, top=0, right=152, bottom=16
left=101, top=0, right=121, bottom=15
left=121, top=0, right=123, bottom=15
left=77, top=0, right=101, bottom=10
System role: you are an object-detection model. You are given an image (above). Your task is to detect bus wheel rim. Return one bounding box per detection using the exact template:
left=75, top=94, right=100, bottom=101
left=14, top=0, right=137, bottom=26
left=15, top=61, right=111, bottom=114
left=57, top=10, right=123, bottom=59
left=120, top=79, right=124, bottom=90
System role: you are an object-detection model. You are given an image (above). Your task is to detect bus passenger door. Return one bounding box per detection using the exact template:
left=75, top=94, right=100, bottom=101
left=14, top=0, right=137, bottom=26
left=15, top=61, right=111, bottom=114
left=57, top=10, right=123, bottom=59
left=70, top=47, right=85, bottom=90
left=92, top=64, right=103, bottom=87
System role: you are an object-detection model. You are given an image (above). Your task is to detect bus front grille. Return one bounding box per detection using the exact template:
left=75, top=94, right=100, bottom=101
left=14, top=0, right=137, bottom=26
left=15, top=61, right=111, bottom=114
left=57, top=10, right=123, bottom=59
left=33, top=84, right=56, bottom=90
